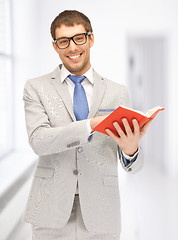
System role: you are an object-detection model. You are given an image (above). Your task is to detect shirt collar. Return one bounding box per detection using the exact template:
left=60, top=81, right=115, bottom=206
left=60, top=64, right=94, bottom=84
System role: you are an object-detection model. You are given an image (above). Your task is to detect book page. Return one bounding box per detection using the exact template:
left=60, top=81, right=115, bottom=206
left=146, top=106, right=163, bottom=118
left=119, top=105, right=146, bottom=116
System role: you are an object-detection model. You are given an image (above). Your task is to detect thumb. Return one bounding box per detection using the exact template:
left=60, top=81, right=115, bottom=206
left=140, top=119, right=153, bottom=136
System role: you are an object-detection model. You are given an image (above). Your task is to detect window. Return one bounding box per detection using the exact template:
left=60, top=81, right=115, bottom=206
left=0, top=0, right=14, bottom=159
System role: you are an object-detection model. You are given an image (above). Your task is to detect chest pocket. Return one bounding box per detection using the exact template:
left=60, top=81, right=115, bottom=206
left=97, top=108, right=116, bottom=116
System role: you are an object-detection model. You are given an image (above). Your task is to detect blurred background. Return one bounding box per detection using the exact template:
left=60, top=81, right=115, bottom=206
left=0, top=0, right=178, bottom=239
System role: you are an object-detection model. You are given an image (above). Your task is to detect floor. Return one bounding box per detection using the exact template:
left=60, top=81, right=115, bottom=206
left=7, top=161, right=178, bottom=240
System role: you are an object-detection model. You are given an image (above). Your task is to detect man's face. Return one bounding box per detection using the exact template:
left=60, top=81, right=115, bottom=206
left=53, top=24, right=94, bottom=75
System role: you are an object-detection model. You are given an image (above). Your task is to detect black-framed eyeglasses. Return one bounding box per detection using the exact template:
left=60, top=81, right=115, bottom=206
left=53, top=32, right=91, bottom=49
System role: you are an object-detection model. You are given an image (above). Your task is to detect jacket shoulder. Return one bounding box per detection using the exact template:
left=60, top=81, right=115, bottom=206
left=24, top=71, right=53, bottom=87
left=95, top=70, right=127, bottom=90
left=105, top=77, right=127, bottom=90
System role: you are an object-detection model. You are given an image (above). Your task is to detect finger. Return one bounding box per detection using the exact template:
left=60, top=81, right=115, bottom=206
left=113, top=121, right=125, bottom=137
left=105, top=128, right=121, bottom=143
left=122, top=118, right=132, bottom=135
left=132, top=119, right=140, bottom=135
left=140, top=119, right=153, bottom=135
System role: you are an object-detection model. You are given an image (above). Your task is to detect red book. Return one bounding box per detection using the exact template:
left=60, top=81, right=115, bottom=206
left=93, top=105, right=164, bottom=136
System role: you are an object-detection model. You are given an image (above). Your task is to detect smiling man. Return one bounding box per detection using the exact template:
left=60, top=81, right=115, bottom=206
left=22, top=10, right=151, bottom=240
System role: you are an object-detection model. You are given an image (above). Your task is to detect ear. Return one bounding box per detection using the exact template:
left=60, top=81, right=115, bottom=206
left=89, top=32, right=94, bottom=48
left=52, top=41, right=59, bottom=53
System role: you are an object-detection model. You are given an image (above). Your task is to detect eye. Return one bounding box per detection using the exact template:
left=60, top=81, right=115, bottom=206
left=59, top=39, right=68, bottom=44
left=76, top=37, right=83, bottom=41
left=74, top=35, right=85, bottom=42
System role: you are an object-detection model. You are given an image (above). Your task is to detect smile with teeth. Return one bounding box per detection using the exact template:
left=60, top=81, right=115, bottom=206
left=68, top=53, right=82, bottom=59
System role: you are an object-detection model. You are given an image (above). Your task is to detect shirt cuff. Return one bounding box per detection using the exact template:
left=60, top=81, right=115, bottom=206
left=121, top=149, right=139, bottom=167
left=87, top=119, right=94, bottom=142
left=122, top=149, right=139, bottom=160
left=87, top=119, right=92, bottom=134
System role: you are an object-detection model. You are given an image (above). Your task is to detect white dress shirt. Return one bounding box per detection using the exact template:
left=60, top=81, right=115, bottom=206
left=60, top=65, right=94, bottom=109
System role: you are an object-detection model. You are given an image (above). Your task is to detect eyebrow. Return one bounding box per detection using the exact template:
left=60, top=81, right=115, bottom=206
left=56, top=32, right=85, bottom=39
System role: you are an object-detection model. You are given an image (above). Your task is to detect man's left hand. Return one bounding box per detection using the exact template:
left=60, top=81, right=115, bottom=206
left=105, top=118, right=152, bottom=156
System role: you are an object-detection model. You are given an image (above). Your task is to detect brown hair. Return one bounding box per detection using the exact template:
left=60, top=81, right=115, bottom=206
left=50, top=10, right=93, bottom=40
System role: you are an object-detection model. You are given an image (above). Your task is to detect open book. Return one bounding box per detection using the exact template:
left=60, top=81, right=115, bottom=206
left=93, top=105, right=164, bottom=136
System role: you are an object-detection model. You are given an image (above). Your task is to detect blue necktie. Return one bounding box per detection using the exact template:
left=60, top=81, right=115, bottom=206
left=68, top=75, right=89, bottom=121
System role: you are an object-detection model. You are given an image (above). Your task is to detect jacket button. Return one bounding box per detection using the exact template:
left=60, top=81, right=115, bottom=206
left=77, top=147, right=83, bottom=153
left=73, top=169, right=78, bottom=175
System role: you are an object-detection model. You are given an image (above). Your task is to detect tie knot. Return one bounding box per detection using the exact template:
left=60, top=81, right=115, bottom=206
left=68, top=75, right=86, bottom=84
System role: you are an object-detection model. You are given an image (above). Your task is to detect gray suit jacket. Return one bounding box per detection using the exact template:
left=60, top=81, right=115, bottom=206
left=22, top=64, right=143, bottom=234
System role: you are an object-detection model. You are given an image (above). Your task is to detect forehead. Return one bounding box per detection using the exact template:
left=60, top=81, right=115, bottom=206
left=55, top=24, right=86, bottom=38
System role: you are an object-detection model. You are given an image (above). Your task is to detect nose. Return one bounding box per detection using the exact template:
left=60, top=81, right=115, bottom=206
left=68, top=39, right=78, bottom=52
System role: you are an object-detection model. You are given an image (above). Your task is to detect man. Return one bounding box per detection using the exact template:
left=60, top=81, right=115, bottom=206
left=23, top=10, right=151, bottom=240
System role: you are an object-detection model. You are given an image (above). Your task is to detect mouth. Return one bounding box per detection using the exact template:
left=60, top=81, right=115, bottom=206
left=67, top=53, right=83, bottom=62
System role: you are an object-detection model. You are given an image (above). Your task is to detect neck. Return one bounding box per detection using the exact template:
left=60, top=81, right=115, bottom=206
left=66, top=64, right=91, bottom=76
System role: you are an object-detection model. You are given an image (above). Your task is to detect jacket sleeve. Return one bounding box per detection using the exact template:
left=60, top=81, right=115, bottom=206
left=117, top=85, right=144, bottom=173
left=23, top=80, right=90, bottom=157
left=118, top=146, right=144, bottom=173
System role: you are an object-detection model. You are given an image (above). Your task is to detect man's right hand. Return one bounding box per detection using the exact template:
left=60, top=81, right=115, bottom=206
left=90, top=115, right=109, bottom=131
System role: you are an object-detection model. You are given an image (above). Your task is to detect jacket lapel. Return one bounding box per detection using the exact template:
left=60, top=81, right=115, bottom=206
left=88, top=70, right=107, bottom=119
left=49, top=65, right=76, bottom=121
